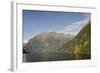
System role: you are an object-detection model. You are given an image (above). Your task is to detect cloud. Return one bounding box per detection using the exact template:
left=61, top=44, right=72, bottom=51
left=56, top=18, right=90, bottom=35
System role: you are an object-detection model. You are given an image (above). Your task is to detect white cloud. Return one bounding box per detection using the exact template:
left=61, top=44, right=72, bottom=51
left=56, top=18, right=90, bottom=35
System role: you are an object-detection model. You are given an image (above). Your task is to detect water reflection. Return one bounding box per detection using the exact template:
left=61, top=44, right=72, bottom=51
left=23, top=51, right=90, bottom=62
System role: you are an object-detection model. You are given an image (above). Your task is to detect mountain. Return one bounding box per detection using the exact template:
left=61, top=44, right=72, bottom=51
left=58, top=21, right=91, bottom=59
left=23, top=42, right=28, bottom=54
left=24, top=32, right=74, bottom=53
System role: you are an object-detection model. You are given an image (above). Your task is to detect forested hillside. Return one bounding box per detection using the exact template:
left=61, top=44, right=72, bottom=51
left=58, top=21, right=91, bottom=59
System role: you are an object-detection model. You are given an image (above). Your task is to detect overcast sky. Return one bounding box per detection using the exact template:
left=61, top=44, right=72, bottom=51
left=23, top=10, right=91, bottom=43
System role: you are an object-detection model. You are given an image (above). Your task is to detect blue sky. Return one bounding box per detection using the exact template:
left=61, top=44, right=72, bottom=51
left=23, top=10, right=91, bottom=42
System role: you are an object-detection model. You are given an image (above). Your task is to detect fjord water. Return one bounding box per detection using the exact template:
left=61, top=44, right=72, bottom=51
left=23, top=52, right=90, bottom=62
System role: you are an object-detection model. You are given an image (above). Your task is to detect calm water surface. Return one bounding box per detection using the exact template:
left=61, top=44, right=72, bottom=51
left=23, top=51, right=90, bottom=62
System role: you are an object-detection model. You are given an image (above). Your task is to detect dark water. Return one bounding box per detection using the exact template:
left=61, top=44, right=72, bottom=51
left=23, top=52, right=90, bottom=62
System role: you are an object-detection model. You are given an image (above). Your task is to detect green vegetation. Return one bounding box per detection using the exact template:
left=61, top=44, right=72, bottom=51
left=58, top=21, right=91, bottom=59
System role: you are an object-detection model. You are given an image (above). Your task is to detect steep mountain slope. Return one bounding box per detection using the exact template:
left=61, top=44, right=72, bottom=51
left=59, top=21, right=91, bottom=59
left=25, top=32, right=74, bottom=53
